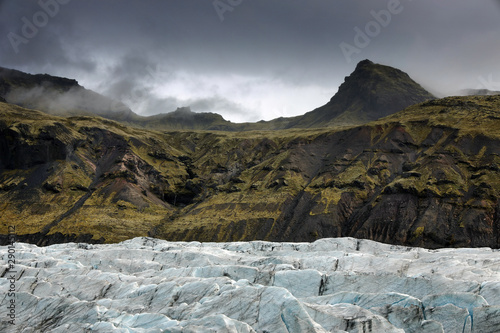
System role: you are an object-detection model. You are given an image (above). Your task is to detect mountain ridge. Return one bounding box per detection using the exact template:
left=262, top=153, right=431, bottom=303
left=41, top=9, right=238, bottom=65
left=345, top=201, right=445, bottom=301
left=0, top=66, right=140, bottom=125
left=0, top=60, right=435, bottom=131
left=268, top=59, right=435, bottom=128
left=461, top=88, right=500, bottom=96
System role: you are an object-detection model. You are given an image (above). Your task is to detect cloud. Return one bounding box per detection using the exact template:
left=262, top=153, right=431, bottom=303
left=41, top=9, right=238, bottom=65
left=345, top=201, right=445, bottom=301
left=139, top=95, right=251, bottom=121
left=124, top=70, right=333, bottom=122
left=4, top=83, right=130, bottom=116
left=1, top=0, right=499, bottom=122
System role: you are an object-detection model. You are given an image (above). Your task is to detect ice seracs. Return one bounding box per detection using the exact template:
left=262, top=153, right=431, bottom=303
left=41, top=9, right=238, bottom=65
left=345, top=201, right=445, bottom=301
left=1, top=237, right=499, bottom=332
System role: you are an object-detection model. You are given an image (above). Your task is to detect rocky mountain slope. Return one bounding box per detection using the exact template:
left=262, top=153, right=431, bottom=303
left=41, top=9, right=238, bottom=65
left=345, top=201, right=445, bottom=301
left=1, top=237, right=499, bottom=332
left=0, top=94, right=499, bottom=248
left=265, top=59, right=435, bottom=129
left=0, top=61, right=435, bottom=131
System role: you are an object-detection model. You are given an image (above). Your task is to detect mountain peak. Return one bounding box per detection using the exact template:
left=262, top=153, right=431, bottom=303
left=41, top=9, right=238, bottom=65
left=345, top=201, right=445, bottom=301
left=331, top=61, right=435, bottom=120
left=173, top=106, right=193, bottom=114
left=355, top=59, right=375, bottom=70
left=289, top=61, right=435, bottom=128
left=0, top=66, right=79, bottom=91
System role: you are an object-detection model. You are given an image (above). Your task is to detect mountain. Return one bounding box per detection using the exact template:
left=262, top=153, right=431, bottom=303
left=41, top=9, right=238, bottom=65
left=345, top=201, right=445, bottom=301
left=0, top=61, right=435, bottom=131
left=281, top=59, right=435, bottom=128
left=0, top=67, right=238, bottom=130
left=134, top=106, right=238, bottom=131
left=225, top=59, right=435, bottom=130
left=461, top=88, right=500, bottom=96
left=2, top=237, right=499, bottom=332
left=0, top=66, right=136, bottom=121
left=1, top=94, right=499, bottom=248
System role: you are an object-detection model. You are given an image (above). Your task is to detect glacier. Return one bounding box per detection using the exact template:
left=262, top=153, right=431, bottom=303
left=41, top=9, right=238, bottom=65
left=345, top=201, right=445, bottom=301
left=1, top=237, right=499, bottom=332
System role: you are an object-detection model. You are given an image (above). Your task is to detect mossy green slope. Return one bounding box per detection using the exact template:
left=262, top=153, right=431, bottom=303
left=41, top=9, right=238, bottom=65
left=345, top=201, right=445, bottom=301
left=1, top=95, right=499, bottom=248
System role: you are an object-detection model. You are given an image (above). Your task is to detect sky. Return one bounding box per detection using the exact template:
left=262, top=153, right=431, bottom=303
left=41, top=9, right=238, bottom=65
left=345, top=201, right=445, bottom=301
left=1, top=0, right=499, bottom=123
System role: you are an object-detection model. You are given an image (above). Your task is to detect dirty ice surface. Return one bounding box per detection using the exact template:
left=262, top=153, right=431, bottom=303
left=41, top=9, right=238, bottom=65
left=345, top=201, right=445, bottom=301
left=1, top=237, right=499, bottom=332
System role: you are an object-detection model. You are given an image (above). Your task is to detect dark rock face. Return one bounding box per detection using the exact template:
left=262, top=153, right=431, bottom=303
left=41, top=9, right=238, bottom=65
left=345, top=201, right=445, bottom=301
left=0, top=232, right=104, bottom=247
left=0, top=121, right=69, bottom=170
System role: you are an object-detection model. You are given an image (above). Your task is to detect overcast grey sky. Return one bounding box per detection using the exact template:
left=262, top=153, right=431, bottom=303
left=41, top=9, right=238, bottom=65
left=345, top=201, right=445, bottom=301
left=1, top=0, right=499, bottom=122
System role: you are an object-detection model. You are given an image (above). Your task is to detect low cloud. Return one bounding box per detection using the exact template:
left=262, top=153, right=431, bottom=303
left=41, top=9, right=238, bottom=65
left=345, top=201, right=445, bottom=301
left=5, top=85, right=129, bottom=116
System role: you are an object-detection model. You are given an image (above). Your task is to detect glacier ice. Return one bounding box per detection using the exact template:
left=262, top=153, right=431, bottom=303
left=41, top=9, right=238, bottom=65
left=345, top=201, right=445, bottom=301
left=1, top=237, right=499, bottom=332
